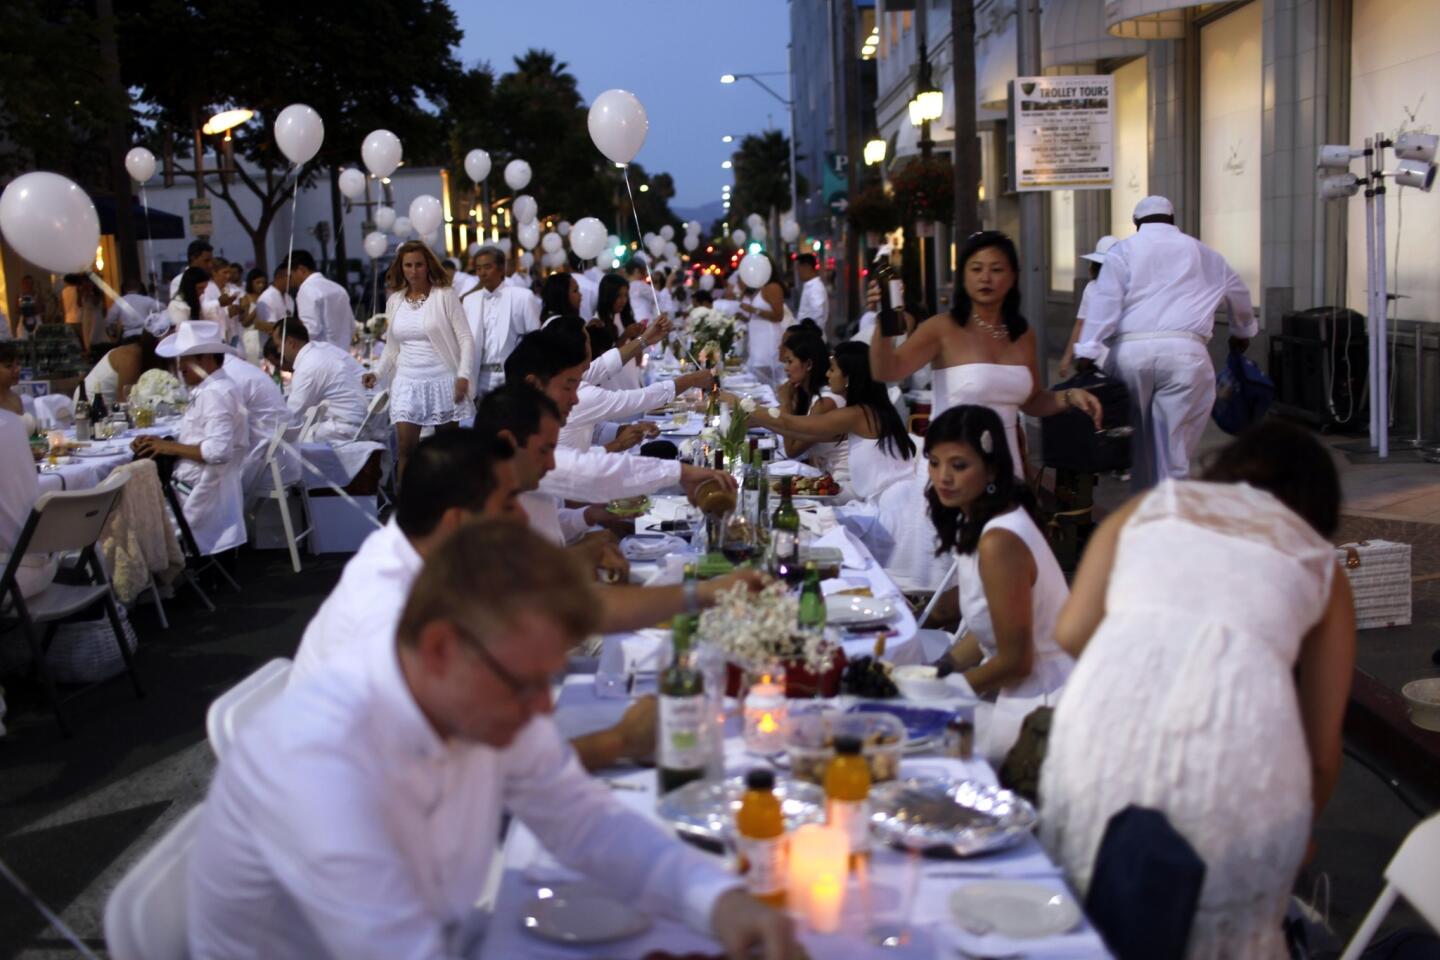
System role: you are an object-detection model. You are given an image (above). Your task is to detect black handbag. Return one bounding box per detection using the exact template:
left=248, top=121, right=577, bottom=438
left=1041, top=370, right=1132, bottom=474
left=1085, top=806, right=1206, bottom=960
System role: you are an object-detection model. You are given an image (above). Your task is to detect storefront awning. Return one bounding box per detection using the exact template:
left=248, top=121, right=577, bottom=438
left=93, top=196, right=187, bottom=240
left=1104, top=0, right=1217, bottom=39
left=1047, top=0, right=1150, bottom=65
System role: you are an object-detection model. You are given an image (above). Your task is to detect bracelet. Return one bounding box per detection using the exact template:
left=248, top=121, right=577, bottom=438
left=1064, top=388, right=1076, bottom=408
left=683, top=579, right=702, bottom=615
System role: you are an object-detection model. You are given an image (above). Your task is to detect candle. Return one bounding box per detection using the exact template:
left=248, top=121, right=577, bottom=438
left=787, top=824, right=848, bottom=933
left=742, top=680, right=787, bottom=755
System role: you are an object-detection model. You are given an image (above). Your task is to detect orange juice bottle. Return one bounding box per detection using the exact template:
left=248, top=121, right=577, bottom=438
left=735, top=769, right=787, bottom=907
left=825, top=735, right=872, bottom=869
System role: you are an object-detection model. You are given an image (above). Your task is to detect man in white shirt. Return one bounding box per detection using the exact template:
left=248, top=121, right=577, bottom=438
left=191, top=520, right=796, bottom=960
left=504, top=326, right=736, bottom=502
left=105, top=278, right=159, bottom=341
left=167, top=240, right=214, bottom=300
left=254, top=264, right=294, bottom=332
left=626, top=257, right=657, bottom=323
left=795, top=253, right=829, bottom=332
left=284, top=249, right=356, bottom=351
left=573, top=261, right=600, bottom=321
left=270, top=323, right=375, bottom=441
left=1074, top=196, right=1258, bottom=489
left=221, top=350, right=298, bottom=495
left=460, top=244, right=541, bottom=392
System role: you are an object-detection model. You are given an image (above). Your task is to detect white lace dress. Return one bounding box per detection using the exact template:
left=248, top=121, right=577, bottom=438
left=930, top=363, right=1032, bottom=477
left=1039, top=480, right=1336, bottom=959
left=389, top=300, right=473, bottom=426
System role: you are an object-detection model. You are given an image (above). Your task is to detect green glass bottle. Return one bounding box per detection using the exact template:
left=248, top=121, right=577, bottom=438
left=659, top=564, right=707, bottom=795
left=798, top=560, right=825, bottom=630
left=769, top=475, right=801, bottom=582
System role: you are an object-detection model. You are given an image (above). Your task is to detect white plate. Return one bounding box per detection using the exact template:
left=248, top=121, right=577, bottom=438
left=73, top=445, right=125, bottom=458
left=825, top=594, right=897, bottom=626
left=522, top=887, right=652, bottom=944
left=949, top=881, right=1081, bottom=939
left=896, top=677, right=954, bottom=702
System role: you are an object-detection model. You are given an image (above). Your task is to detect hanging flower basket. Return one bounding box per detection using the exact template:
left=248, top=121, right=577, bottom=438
left=890, top=157, right=955, bottom=226
left=847, top=184, right=901, bottom=235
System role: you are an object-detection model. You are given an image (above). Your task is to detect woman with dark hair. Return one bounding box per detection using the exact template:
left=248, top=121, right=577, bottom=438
left=171, top=266, right=221, bottom=326
left=596, top=273, right=637, bottom=340
left=596, top=273, right=648, bottom=390
left=735, top=254, right=793, bottom=386
left=539, top=273, right=582, bottom=326
left=868, top=231, right=1102, bottom=477
left=739, top=342, right=947, bottom=588
left=924, top=405, right=1074, bottom=760
left=1040, top=419, right=1354, bottom=959
left=771, top=333, right=850, bottom=486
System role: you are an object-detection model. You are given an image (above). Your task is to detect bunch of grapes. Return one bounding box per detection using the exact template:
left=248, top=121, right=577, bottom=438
left=841, top=656, right=898, bottom=699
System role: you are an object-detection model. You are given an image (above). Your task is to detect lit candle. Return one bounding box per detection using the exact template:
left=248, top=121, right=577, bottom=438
left=743, top=680, right=787, bottom=754
left=787, top=824, right=848, bottom=933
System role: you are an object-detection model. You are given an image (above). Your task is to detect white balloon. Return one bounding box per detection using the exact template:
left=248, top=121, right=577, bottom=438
left=739, top=252, right=772, bottom=289
left=422, top=230, right=440, bottom=248
left=0, top=171, right=100, bottom=274
left=391, top=215, right=413, bottom=237
left=557, top=220, right=571, bottom=237
left=464, top=148, right=491, bottom=183
left=541, top=231, right=563, bottom=254
left=517, top=221, right=540, bottom=250
left=274, top=104, right=324, bottom=165
left=688, top=220, right=702, bottom=234
left=519, top=252, right=535, bottom=270
left=512, top=194, right=537, bottom=225
left=338, top=168, right=366, bottom=200
left=747, top=213, right=764, bottom=230
left=409, top=194, right=443, bottom=235
left=698, top=273, right=716, bottom=291
left=498, top=237, right=513, bottom=254
left=750, top=222, right=767, bottom=241
left=731, top=229, right=747, bottom=247
left=587, top=88, right=649, bottom=164
left=504, top=159, right=532, bottom=191
left=664, top=241, right=677, bottom=258
left=373, top=205, right=396, bottom=231
left=363, top=231, right=388, bottom=259
left=362, top=129, right=403, bottom=178
left=781, top=218, right=801, bottom=243
left=659, top=224, right=674, bottom=241
left=543, top=250, right=566, bottom=269
left=645, top=234, right=666, bottom=258
left=682, top=234, right=698, bottom=252
left=569, top=217, right=608, bottom=260
left=125, top=147, right=157, bottom=183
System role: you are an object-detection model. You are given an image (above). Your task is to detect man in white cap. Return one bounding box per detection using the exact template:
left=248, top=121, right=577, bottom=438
left=1059, top=235, right=1117, bottom=378
left=132, top=321, right=250, bottom=556
left=1072, top=197, right=1257, bottom=489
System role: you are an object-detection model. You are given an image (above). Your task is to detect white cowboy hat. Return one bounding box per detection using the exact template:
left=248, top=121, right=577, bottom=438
left=1132, top=195, right=1175, bottom=220
left=1080, top=235, right=1119, bottom=264
left=155, top=320, right=239, bottom=359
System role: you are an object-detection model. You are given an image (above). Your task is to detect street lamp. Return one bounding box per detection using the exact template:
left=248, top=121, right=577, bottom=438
left=203, top=108, right=254, bottom=137
left=721, top=160, right=733, bottom=169
left=718, top=70, right=799, bottom=219
left=722, top=135, right=735, bottom=143
left=908, top=55, right=944, bottom=158
left=864, top=138, right=887, bottom=166
left=720, top=74, right=737, bottom=84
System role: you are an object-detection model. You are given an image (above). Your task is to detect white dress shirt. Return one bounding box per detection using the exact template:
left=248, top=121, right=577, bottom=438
left=452, top=271, right=480, bottom=301
left=460, top=284, right=540, bottom=391
left=172, top=369, right=249, bottom=555
left=1074, top=223, right=1257, bottom=366
left=290, top=520, right=420, bottom=686
left=295, top=273, right=356, bottom=351
left=798, top=276, right=828, bottom=328
left=557, top=380, right=675, bottom=451
left=189, top=600, right=737, bottom=960
left=106, top=293, right=159, bottom=338
left=516, top=490, right=592, bottom=546
left=287, top=341, right=372, bottom=441
left=575, top=271, right=599, bottom=322
left=629, top=279, right=656, bottom=322
left=222, top=355, right=297, bottom=492
left=540, top=445, right=681, bottom=501
left=256, top=285, right=294, bottom=326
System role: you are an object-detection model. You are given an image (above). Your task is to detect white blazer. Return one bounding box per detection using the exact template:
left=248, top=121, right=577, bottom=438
left=375, top=286, right=476, bottom=397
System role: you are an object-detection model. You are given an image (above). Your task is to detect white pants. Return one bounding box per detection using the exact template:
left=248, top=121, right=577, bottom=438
left=1106, top=338, right=1215, bottom=491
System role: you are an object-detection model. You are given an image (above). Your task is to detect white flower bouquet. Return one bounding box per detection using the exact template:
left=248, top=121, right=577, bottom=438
left=364, top=313, right=388, bottom=338
left=688, top=307, right=737, bottom=363
left=129, top=369, right=185, bottom=413
left=698, top=580, right=836, bottom=676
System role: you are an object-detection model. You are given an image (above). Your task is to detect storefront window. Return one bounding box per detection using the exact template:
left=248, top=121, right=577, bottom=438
left=1110, top=56, right=1148, bottom=238
left=1199, top=2, right=1262, bottom=303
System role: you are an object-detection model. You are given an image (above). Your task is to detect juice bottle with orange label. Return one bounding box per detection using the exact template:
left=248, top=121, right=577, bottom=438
left=735, top=769, right=787, bottom=907
left=825, top=735, right=872, bottom=869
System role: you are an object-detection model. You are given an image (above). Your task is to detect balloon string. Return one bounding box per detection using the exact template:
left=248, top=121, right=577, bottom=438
left=621, top=166, right=663, bottom=321
left=140, top=183, right=158, bottom=295
left=279, top=164, right=302, bottom=355
left=87, top=271, right=143, bottom=326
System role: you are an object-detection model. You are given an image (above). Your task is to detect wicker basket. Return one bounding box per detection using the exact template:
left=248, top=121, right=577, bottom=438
left=1335, top=539, right=1412, bottom=629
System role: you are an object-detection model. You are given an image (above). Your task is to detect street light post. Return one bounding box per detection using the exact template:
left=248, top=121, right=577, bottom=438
left=719, top=71, right=799, bottom=221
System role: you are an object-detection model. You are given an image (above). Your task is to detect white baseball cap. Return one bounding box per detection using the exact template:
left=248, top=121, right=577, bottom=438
left=155, top=320, right=239, bottom=359
left=1133, top=196, right=1175, bottom=220
left=1080, top=235, right=1119, bottom=264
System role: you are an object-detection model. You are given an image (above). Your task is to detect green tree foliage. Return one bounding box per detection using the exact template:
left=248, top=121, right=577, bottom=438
left=728, top=130, right=800, bottom=226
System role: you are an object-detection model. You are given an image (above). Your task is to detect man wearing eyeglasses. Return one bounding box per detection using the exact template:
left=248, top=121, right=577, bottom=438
left=188, top=522, right=799, bottom=960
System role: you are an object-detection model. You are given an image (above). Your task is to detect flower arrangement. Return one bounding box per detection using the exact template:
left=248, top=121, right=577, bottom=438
left=129, top=369, right=185, bottom=411
left=688, top=306, right=738, bottom=365
left=718, top=397, right=757, bottom=464
left=698, top=580, right=836, bottom=676
left=890, top=156, right=955, bottom=225
left=364, top=313, right=388, bottom=338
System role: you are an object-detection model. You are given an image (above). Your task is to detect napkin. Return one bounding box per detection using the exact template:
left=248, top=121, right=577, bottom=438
left=647, top=497, right=695, bottom=522
left=620, top=533, right=687, bottom=561
left=766, top=460, right=824, bottom=478
left=940, top=925, right=1109, bottom=959
left=810, top=525, right=868, bottom=570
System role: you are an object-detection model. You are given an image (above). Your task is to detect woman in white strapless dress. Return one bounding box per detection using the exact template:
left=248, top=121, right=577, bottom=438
left=923, top=404, right=1075, bottom=761
left=773, top=328, right=851, bottom=489
left=739, top=342, right=949, bottom=589
left=869, top=232, right=1103, bottom=477
left=1040, top=421, right=1355, bottom=959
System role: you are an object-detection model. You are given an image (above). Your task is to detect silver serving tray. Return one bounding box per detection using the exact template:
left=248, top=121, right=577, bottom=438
left=870, top=778, right=1038, bottom=857
left=657, top=776, right=827, bottom=846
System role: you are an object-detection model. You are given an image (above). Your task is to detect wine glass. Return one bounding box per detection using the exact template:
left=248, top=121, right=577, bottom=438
left=720, top=513, right=757, bottom=566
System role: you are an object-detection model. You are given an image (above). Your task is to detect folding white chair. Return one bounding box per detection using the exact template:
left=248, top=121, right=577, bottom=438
left=1338, top=812, right=1440, bottom=960
left=205, top=657, right=292, bottom=760
left=298, top=400, right=329, bottom=442
left=0, top=473, right=143, bottom=737
left=254, top=423, right=313, bottom=573
left=353, top=389, right=389, bottom=441
left=103, top=804, right=205, bottom=960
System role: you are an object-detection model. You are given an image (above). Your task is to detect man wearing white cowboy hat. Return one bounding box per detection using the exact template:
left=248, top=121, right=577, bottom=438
left=1059, top=235, right=1117, bottom=378
left=132, top=321, right=250, bottom=557
left=1073, top=196, right=1256, bottom=489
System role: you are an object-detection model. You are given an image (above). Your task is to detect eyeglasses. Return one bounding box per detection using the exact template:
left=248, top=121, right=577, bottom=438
left=452, top=624, right=553, bottom=701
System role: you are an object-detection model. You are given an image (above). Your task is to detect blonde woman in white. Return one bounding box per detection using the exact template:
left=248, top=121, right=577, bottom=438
left=364, top=241, right=475, bottom=481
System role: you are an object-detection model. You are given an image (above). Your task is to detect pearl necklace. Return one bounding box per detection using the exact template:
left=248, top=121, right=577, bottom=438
left=971, top=313, right=1008, bottom=340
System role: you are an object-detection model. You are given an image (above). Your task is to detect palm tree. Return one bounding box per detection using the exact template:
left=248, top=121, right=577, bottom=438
left=730, top=130, right=797, bottom=226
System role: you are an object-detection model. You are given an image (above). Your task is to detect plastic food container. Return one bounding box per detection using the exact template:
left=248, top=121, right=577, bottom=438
left=786, top=709, right=906, bottom=785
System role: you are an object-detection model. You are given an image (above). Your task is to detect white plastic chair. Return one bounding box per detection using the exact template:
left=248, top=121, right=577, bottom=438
left=297, top=400, right=329, bottom=442
left=103, top=804, right=205, bottom=960
left=205, top=657, right=292, bottom=760
left=255, top=423, right=313, bottom=573
left=1338, top=812, right=1440, bottom=959
left=353, top=389, right=389, bottom=441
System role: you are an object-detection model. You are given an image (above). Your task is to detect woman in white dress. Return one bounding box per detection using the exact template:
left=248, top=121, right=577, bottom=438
left=773, top=328, right=849, bottom=488
left=924, top=404, right=1074, bottom=761
left=735, top=256, right=794, bottom=387
left=595, top=274, right=645, bottom=391
left=1040, top=421, right=1355, bottom=959
left=740, top=343, right=947, bottom=589
left=367, top=241, right=474, bottom=482
left=869, top=232, right=1102, bottom=478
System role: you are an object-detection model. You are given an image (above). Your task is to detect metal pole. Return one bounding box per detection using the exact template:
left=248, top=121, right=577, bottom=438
left=1374, top=131, right=1389, bottom=458
left=787, top=43, right=800, bottom=221
left=1363, top=138, right=1377, bottom=448
left=1017, top=0, right=1047, bottom=380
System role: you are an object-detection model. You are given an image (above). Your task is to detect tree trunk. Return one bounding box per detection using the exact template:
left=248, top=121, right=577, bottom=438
left=329, top=165, right=348, bottom=285
left=840, top=0, right=864, bottom=330
left=94, top=0, right=140, bottom=286
left=951, top=0, right=982, bottom=239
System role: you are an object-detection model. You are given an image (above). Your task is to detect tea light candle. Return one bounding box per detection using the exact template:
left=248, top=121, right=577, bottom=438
left=743, top=680, right=787, bottom=754
left=787, top=824, right=848, bottom=933
left=47, top=430, right=66, bottom=451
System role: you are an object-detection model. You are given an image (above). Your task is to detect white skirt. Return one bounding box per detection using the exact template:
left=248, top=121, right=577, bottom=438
left=389, top=374, right=473, bottom=427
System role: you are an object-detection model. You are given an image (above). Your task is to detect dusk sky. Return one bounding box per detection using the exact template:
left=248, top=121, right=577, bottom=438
left=452, top=0, right=791, bottom=213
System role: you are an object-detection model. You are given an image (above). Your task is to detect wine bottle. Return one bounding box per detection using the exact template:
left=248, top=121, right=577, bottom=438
left=74, top=382, right=91, bottom=441
left=798, top=560, right=825, bottom=631
left=770, top=476, right=800, bottom=578
left=874, top=259, right=904, bottom=337
left=658, top=568, right=707, bottom=795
